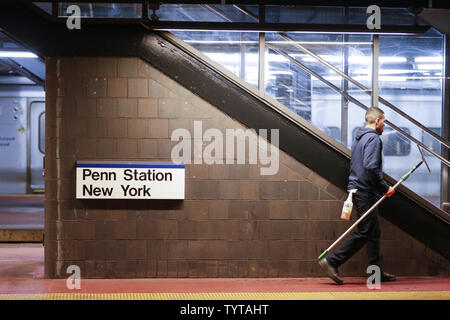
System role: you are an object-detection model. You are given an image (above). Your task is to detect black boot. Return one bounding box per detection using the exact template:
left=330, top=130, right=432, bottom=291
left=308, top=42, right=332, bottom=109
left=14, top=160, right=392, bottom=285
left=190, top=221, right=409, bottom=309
left=381, top=271, right=396, bottom=282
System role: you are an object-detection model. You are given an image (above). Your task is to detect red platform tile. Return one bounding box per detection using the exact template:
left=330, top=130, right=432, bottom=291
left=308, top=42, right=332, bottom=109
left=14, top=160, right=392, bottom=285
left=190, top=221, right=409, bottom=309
left=0, top=245, right=449, bottom=295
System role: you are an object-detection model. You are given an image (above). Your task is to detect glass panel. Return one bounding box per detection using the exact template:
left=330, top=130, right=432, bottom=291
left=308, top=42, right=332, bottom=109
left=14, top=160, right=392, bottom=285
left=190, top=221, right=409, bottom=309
left=172, top=31, right=259, bottom=88
left=310, top=87, right=342, bottom=143
left=422, top=128, right=441, bottom=155
left=382, top=127, right=411, bottom=156
left=382, top=125, right=442, bottom=207
left=170, top=26, right=445, bottom=210
left=266, top=6, right=345, bottom=24
left=265, top=6, right=427, bottom=26
left=155, top=4, right=258, bottom=22
left=0, top=32, right=24, bottom=49
left=209, top=5, right=259, bottom=22
left=58, top=3, right=141, bottom=18
left=378, top=28, right=444, bottom=207
left=347, top=97, right=369, bottom=147
left=156, top=4, right=223, bottom=22
left=33, top=2, right=52, bottom=15
left=347, top=7, right=424, bottom=25
left=265, top=48, right=345, bottom=143
left=346, top=34, right=373, bottom=90
left=265, top=32, right=373, bottom=145
left=265, top=48, right=313, bottom=121
left=266, top=32, right=345, bottom=92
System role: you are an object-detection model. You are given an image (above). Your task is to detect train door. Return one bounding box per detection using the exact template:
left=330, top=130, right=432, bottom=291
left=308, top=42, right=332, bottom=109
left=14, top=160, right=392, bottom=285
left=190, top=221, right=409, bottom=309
left=29, top=100, right=45, bottom=193
left=0, top=98, right=28, bottom=193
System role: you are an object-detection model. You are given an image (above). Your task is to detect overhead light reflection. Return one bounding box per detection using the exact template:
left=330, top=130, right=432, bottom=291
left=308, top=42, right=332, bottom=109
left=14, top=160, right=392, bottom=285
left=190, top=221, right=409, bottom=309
left=0, top=51, right=38, bottom=58
left=415, top=56, right=443, bottom=63
left=417, top=64, right=442, bottom=70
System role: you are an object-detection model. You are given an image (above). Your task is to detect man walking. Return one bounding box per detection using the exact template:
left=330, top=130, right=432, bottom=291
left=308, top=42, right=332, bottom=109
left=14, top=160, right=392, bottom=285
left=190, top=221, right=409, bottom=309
left=319, top=106, right=396, bottom=285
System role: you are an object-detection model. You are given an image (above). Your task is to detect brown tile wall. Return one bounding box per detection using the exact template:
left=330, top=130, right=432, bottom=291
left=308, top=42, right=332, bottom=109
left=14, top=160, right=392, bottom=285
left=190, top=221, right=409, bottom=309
left=44, top=57, right=449, bottom=278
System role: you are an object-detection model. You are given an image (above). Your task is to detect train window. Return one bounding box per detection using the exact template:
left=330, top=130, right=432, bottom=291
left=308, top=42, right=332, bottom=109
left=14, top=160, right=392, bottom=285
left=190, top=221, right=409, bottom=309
left=38, top=112, right=45, bottom=154
left=421, top=128, right=441, bottom=156
left=382, top=127, right=411, bottom=156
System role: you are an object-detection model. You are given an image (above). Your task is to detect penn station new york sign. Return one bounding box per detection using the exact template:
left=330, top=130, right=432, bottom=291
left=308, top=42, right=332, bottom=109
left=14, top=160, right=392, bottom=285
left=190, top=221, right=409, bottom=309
left=76, top=161, right=185, bottom=199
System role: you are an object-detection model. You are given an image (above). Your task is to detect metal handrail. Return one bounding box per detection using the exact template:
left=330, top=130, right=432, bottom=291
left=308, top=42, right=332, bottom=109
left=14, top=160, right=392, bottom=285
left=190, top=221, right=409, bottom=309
left=197, top=4, right=450, bottom=167
left=233, top=5, right=259, bottom=21
left=267, top=45, right=450, bottom=168
left=204, top=5, right=233, bottom=22
left=277, top=32, right=450, bottom=150
left=160, top=31, right=352, bottom=159
left=233, top=5, right=450, bottom=151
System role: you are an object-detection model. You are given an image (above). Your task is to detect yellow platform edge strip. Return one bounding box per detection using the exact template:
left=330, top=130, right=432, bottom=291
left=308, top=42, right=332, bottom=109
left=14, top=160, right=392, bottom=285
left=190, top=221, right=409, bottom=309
left=0, top=291, right=449, bottom=300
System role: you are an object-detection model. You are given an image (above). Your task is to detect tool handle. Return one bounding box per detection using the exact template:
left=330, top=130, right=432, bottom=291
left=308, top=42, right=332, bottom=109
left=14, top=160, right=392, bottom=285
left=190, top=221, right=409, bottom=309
left=324, top=177, right=407, bottom=254
left=317, top=160, right=424, bottom=260
left=402, top=161, right=423, bottom=181
left=321, top=194, right=387, bottom=256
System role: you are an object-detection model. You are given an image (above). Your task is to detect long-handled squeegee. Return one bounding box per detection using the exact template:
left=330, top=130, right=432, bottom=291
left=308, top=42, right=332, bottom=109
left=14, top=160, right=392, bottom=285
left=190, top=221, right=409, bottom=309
left=318, top=144, right=431, bottom=261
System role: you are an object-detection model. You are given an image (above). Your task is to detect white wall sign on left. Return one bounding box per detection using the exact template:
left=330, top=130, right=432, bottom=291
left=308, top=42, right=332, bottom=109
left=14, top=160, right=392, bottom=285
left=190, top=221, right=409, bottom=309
left=76, top=161, right=185, bottom=200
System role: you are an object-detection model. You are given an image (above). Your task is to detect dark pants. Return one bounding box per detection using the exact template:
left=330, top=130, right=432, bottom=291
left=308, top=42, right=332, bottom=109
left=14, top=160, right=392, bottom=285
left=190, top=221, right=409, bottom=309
left=326, top=191, right=383, bottom=271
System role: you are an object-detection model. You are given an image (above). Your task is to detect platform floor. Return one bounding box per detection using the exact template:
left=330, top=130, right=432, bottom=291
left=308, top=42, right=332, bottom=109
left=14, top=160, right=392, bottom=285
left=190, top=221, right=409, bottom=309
left=0, top=195, right=44, bottom=229
left=0, top=244, right=449, bottom=300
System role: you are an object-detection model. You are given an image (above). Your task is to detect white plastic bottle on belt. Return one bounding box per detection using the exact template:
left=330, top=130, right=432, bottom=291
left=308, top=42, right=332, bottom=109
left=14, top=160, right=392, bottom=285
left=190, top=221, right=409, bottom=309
left=341, top=189, right=358, bottom=220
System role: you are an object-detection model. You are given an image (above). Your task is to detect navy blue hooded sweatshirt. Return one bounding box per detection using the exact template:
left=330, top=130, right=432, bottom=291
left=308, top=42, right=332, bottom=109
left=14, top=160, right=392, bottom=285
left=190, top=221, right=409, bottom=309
left=347, top=127, right=390, bottom=195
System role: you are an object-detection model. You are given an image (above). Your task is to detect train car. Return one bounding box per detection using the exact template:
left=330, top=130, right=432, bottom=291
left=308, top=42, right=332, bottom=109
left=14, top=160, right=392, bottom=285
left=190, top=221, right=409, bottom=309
left=0, top=96, right=45, bottom=194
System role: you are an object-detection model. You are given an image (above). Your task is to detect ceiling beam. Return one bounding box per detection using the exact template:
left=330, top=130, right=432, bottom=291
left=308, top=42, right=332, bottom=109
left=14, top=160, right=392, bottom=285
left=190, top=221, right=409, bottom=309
left=0, top=58, right=44, bottom=86
left=0, top=75, right=35, bottom=85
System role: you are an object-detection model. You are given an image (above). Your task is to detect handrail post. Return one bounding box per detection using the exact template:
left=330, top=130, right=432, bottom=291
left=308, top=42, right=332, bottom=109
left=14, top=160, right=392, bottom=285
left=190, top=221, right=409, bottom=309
left=258, top=32, right=265, bottom=96
left=442, top=34, right=450, bottom=206
left=372, top=34, right=379, bottom=107
left=341, top=33, right=349, bottom=147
